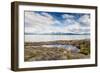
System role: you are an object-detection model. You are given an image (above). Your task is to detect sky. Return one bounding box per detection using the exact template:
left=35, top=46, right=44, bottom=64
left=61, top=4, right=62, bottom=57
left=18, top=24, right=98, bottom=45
left=24, top=11, right=90, bottom=34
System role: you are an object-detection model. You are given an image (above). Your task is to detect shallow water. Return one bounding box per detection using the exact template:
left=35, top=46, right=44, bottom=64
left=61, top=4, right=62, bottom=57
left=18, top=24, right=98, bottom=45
left=42, top=44, right=80, bottom=53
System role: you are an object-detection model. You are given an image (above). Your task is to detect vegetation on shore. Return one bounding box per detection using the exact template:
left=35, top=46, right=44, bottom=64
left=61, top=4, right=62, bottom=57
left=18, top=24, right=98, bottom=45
left=24, top=39, right=90, bottom=61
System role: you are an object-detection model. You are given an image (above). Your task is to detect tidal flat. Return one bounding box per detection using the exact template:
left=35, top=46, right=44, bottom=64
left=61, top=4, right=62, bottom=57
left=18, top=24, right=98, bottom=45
left=24, top=39, right=90, bottom=61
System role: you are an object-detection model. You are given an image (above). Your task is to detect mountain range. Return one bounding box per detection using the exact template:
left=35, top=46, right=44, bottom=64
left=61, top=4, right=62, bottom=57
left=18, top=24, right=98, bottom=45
left=25, top=32, right=90, bottom=35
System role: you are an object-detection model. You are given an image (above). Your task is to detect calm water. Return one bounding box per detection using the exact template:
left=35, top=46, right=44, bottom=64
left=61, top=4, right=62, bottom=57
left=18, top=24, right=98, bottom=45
left=25, top=35, right=90, bottom=42
left=42, top=44, right=80, bottom=53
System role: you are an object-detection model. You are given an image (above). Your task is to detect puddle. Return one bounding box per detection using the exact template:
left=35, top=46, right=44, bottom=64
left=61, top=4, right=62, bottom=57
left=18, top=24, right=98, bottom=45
left=42, top=44, right=80, bottom=53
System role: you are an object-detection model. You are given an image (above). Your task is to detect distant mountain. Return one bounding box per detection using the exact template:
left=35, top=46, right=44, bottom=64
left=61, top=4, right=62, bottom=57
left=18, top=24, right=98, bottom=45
left=50, top=32, right=90, bottom=35
left=25, top=32, right=90, bottom=35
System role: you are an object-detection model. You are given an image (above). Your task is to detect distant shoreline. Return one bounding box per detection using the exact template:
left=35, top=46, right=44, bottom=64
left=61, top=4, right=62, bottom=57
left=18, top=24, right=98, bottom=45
left=25, top=33, right=90, bottom=35
left=25, top=39, right=90, bottom=45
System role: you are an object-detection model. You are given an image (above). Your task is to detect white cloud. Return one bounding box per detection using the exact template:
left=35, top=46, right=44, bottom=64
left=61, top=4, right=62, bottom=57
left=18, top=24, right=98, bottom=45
left=41, top=12, right=54, bottom=20
left=25, top=11, right=56, bottom=33
left=78, top=14, right=90, bottom=26
left=25, top=11, right=90, bottom=34
left=62, top=14, right=90, bottom=34
left=62, top=14, right=74, bottom=19
left=25, top=11, right=54, bottom=27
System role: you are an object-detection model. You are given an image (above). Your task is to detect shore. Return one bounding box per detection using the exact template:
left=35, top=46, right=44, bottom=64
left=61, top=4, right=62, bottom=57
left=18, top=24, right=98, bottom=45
left=24, top=39, right=90, bottom=61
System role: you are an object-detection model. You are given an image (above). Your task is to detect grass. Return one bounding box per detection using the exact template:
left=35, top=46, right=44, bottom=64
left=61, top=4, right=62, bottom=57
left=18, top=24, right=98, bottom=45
left=24, top=39, right=90, bottom=61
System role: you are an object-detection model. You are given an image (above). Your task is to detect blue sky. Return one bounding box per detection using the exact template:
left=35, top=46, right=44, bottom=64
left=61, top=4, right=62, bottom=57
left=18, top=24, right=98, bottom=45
left=25, top=11, right=90, bottom=34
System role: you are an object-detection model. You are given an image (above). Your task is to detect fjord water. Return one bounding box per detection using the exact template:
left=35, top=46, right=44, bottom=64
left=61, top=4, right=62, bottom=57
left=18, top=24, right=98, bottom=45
left=25, top=34, right=90, bottom=42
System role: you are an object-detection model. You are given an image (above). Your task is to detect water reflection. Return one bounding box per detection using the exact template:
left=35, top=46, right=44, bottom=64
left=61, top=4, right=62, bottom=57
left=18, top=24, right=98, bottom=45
left=42, top=44, right=80, bottom=53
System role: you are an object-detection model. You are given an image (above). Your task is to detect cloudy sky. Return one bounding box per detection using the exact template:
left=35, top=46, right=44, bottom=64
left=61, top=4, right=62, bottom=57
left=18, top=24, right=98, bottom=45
left=24, top=11, right=90, bottom=34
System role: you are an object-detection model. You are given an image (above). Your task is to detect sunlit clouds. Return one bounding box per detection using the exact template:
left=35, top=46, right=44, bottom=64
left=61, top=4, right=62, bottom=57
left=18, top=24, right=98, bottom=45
left=25, top=11, right=90, bottom=34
